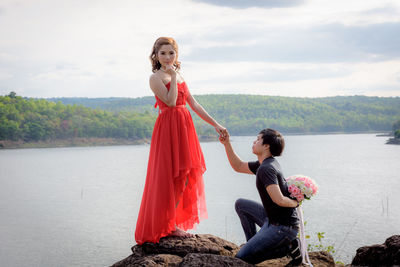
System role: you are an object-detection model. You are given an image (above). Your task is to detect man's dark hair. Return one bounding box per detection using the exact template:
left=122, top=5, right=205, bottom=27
left=259, top=128, right=285, bottom=156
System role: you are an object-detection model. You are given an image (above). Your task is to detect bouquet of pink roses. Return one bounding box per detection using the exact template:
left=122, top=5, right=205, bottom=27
left=286, top=175, right=318, bottom=203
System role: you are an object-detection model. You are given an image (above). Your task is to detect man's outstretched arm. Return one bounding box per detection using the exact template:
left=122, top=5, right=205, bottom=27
left=219, top=129, right=253, bottom=174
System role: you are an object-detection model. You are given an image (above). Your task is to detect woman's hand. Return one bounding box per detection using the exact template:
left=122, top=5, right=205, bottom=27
left=217, top=127, right=230, bottom=145
left=162, top=65, right=177, bottom=78
left=215, top=124, right=229, bottom=144
left=215, top=124, right=226, bottom=138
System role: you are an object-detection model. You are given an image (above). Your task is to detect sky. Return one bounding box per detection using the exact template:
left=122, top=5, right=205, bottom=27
left=0, top=0, right=400, bottom=98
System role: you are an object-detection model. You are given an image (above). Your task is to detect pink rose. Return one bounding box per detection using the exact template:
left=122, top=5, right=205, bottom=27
left=292, top=187, right=300, bottom=195
left=297, top=194, right=305, bottom=202
left=288, top=184, right=296, bottom=193
left=311, top=185, right=318, bottom=194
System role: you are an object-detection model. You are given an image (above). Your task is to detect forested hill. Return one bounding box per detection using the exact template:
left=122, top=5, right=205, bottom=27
left=47, top=96, right=156, bottom=113
left=0, top=93, right=156, bottom=143
left=47, top=95, right=400, bottom=134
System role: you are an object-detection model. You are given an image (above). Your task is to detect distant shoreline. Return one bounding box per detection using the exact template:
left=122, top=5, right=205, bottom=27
left=0, top=138, right=151, bottom=149
left=285, top=131, right=390, bottom=136
left=0, top=132, right=392, bottom=149
left=0, top=135, right=220, bottom=149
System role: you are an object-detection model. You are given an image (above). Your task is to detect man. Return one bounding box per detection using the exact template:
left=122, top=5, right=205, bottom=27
left=219, top=128, right=302, bottom=266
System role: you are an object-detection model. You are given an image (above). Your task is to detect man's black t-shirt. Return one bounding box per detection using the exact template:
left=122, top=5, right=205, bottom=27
left=248, top=157, right=299, bottom=227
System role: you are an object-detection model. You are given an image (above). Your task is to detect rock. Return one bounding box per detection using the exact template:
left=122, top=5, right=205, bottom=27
left=112, top=253, right=182, bottom=267
left=257, top=251, right=335, bottom=267
left=386, top=138, right=400, bottom=145
left=308, top=251, right=336, bottom=267
left=111, top=234, right=335, bottom=267
left=351, top=235, right=400, bottom=266
left=138, top=234, right=239, bottom=257
left=180, top=253, right=253, bottom=266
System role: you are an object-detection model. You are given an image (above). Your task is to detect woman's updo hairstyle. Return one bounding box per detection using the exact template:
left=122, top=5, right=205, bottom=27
left=150, top=37, right=181, bottom=73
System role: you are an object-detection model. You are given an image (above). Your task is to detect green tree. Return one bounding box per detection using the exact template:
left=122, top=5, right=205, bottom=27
left=393, top=120, right=400, bottom=132
left=0, top=119, right=20, bottom=140
left=395, top=129, right=400, bottom=139
left=8, top=91, right=17, bottom=98
left=24, top=122, right=45, bottom=141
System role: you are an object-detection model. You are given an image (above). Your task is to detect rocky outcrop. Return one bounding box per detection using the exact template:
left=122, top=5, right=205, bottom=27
left=111, top=234, right=335, bottom=266
left=351, top=235, right=400, bottom=266
left=386, top=138, right=400, bottom=145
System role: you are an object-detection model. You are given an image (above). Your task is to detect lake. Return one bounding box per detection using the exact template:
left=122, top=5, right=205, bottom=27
left=0, top=133, right=399, bottom=266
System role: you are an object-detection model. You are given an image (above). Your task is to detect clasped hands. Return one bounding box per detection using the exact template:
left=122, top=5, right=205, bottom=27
left=218, top=128, right=230, bottom=145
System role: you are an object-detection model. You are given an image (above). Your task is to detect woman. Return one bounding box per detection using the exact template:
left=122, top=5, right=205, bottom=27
left=135, top=37, right=226, bottom=245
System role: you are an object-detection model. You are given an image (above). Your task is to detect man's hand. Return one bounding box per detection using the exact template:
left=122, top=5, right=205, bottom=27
left=215, top=124, right=227, bottom=138
left=219, top=128, right=230, bottom=145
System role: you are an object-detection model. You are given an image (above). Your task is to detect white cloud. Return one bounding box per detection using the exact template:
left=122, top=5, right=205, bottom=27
left=183, top=60, right=400, bottom=97
left=0, top=0, right=399, bottom=98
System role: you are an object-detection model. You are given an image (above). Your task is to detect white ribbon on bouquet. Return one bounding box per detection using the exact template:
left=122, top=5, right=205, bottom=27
left=296, top=205, right=313, bottom=266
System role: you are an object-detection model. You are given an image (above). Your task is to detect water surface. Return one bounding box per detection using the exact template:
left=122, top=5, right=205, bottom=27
left=0, top=134, right=399, bottom=266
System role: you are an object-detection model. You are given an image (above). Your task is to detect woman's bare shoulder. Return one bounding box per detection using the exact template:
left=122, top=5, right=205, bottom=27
left=151, top=72, right=166, bottom=86
left=150, top=72, right=161, bottom=81
left=150, top=70, right=185, bottom=84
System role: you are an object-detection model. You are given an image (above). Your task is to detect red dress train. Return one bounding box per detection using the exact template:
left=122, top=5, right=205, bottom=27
left=134, top=81, right=207, bottom=245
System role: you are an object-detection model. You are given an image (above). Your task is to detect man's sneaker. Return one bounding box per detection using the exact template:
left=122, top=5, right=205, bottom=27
left=286, top=238, right=302, bottom=266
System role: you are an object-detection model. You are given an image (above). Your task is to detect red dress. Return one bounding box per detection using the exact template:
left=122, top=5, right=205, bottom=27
left=135, top=81, right=207, bottom=245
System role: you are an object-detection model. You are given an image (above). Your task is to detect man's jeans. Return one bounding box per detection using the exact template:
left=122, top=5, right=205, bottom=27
left=234, top=198, right=298, bottom=264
